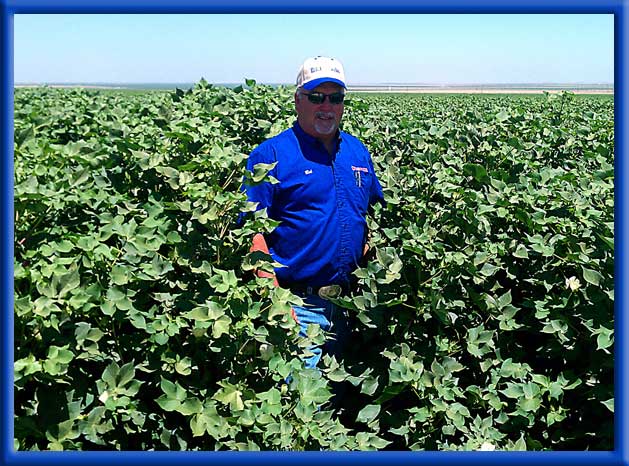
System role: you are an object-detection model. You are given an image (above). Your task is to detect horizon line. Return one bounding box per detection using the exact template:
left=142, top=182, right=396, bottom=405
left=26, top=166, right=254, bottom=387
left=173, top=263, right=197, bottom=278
left=14, top=81, right=615, bottom=87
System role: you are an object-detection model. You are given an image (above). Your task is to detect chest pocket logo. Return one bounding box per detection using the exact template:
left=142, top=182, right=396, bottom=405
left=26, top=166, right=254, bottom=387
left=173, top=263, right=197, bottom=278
left=351, top=166, right=369, bottom=188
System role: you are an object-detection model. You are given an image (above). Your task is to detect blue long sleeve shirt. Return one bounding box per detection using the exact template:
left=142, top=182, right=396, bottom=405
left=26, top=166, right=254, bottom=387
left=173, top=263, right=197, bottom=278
left=243, top=122, right=384, bottom=288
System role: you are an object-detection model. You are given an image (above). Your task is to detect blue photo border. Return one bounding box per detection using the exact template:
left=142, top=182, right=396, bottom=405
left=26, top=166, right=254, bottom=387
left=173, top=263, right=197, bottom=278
left=1, top=0, right=626, bottom=464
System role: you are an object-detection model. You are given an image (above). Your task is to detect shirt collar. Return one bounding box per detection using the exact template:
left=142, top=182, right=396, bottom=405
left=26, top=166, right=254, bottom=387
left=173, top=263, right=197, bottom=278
left=292, top=121, right=342, bottom=153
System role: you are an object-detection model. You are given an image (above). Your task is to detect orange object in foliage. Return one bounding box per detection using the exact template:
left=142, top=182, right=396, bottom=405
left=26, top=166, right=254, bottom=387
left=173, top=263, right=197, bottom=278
left=250, top=234, right=297, bottom=324
left=250, top=233, right=270, bottom=254
left=250, top=233, right=279, bottom=286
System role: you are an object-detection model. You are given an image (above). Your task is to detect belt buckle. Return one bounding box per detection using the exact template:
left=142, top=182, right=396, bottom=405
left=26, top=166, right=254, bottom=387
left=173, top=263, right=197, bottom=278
left=318, top=285, right=342, bottom=300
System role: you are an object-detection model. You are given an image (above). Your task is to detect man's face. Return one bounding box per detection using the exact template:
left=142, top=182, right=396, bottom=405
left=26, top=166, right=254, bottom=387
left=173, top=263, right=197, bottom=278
left=295, top=82, right=345, bottom=140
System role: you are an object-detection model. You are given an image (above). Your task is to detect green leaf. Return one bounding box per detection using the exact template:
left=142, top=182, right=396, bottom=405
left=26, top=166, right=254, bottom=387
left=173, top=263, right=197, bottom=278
left=596, top=327, right=614, bottom=350
left=356, top=404, right=381, bottom=424
left=496, top=110, right=509, bottom=122
left=177, top=397, right=203, bottom=415
left=513, top=244, right=529, bottom=259
left=257, top=387, right=281, bottom=405
left=117, top=361, right=136, bottom=387
left=101, top=301, right=116, bottom=316
left=111, top=265, right=130, bottom=285
left=479, top=263, right=499, bottom=277
left=248, top=162, right=277, bottom=183
left=360, top=376, right=379, bottom=396
left=519, top=397, right=541, bottom=412
left=156, top=395, right=181, bottom=412
left=102, top=361, right=120, bottom=387
left=500, top=383, right=524, bottom=399
left=106, top=287, right=125, bottom=302
left=175, top=357, right=192, bottom=375
left=190, top=407, right=229, bottom=440
left=56, top=240, right=74, bottom=253
left=291, top=369, right=332, bottom=406
left=212, top=315, right=232, bottom=339
left=212, top=381, right=244, bottom=411
left=496, top=290, right=512, bottom=309
left=581, top=266, right=603, bottom=286
left=463, top=163, right=489, bottom=182
left=57, top=269, right=80, bottom=298
left=160, top=377, right=187, bottom=402
left=601, top=398, right=614, bottom=413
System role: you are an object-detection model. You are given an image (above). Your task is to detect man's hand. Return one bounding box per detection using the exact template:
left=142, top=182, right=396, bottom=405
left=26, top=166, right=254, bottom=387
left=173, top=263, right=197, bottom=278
left=250, top=234, right=298, bottom=323
left=250, top=233, right=279, bottom=287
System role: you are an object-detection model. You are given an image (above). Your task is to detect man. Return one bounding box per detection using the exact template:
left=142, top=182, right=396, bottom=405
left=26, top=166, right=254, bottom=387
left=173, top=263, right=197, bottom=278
left=244, top=56, right=384, bottom=371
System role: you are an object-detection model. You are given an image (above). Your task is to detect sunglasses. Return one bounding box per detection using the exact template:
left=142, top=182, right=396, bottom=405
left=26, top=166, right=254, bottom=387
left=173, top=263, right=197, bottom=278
left=302, top=91, right=346, bottom=105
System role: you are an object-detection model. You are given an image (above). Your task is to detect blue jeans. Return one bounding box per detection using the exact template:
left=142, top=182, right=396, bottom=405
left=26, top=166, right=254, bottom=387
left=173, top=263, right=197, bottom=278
left=291, top=293, right=351, bottom=411
left=292, top=293, right=351, bottom=370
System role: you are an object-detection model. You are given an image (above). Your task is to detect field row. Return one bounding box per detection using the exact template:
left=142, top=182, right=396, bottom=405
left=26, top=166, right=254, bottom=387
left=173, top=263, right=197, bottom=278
left=13, top=83, right=614, bottom=450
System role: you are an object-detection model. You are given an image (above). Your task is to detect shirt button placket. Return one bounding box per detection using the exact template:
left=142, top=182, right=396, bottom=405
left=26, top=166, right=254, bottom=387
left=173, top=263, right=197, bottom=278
left=334, top=160, right=351, bottom=280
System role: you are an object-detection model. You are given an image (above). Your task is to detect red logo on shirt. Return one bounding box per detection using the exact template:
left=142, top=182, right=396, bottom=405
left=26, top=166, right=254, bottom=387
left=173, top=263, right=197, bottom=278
left=351, top=166, right=368, bottom=173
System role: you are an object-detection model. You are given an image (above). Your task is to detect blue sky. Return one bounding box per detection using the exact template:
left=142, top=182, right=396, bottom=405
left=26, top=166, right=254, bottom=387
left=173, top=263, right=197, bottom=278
left=14, top=14, right=614, bottom=85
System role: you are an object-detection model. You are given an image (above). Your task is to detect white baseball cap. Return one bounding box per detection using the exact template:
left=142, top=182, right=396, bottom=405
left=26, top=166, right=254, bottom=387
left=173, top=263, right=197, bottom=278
left=296, top=56, right=346, bottom=90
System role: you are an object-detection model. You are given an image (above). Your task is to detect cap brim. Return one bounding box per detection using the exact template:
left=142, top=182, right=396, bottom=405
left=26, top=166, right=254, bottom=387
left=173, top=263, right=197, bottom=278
left=302, top=77, right=346, bottom=90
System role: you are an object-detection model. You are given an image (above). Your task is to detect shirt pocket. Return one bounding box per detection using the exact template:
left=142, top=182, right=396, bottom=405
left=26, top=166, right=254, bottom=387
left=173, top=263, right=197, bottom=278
left=349, top=168, right=372, bottom=214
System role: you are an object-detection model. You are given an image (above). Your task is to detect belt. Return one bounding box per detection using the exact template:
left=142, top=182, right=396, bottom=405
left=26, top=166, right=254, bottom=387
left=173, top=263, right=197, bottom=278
left=289, top=284, right=344, bottom=300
